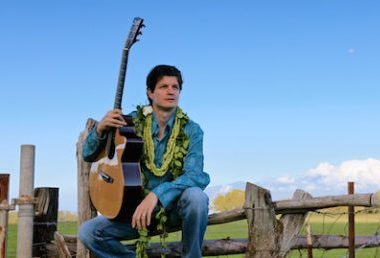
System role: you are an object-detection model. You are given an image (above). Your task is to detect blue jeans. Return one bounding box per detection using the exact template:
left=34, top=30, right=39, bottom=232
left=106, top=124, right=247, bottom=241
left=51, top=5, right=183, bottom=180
left=79, top=187, right=209, bottom=258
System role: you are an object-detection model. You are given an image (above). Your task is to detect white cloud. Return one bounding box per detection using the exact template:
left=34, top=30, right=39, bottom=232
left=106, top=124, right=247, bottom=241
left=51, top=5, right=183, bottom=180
left=276, top=175, right=296, bottom=184
left=307, top=162, right=335, bottom=177
left=206, top=159, right=380, bottom=203
left=262, top=158, right=380, bottom=200
left=303, top=158, right=380, bottom=194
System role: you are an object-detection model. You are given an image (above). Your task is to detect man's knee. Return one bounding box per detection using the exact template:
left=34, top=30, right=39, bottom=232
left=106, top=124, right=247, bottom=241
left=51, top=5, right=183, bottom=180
left=78, top=219, right=97, bottom=246
left=179, top=187, right=209, bottom=214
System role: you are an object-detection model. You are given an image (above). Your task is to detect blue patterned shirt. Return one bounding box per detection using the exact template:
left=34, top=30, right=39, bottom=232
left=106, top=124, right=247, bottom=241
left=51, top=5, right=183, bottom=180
left=82, top=110, right=210, bottom=208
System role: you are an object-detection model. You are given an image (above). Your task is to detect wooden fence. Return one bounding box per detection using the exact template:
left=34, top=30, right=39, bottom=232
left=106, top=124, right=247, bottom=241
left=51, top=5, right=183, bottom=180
left=1, top=123, right=378, bottom=257
left=73, top=119, right=380, bottom=258
left=74, top=181, right=380, bottom=257
left=8, top=180, right=379, bottom=257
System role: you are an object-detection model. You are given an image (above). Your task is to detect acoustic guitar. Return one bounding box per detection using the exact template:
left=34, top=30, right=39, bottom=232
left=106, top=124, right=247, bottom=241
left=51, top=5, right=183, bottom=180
left=89, top=17, right=145, bottom=221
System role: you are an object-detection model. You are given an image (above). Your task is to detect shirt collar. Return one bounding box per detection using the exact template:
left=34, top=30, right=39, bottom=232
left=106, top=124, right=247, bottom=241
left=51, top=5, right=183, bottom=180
left=151, top=109, right=176, bottom=137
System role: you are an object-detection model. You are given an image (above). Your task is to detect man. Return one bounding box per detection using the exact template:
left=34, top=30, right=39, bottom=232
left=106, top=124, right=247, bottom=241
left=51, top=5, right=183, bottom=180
left=79, top=64, right=210, bottom=258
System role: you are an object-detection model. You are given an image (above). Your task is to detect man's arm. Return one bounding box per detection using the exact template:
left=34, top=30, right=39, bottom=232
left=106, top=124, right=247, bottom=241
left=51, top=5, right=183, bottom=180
left=82, top=126, right=106, bottom=162
left=82, top=109, right=126, bottom=162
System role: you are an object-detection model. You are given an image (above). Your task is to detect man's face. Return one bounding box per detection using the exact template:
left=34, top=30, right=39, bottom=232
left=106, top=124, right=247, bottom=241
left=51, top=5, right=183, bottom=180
left=148, top=76, right=180, bottom=111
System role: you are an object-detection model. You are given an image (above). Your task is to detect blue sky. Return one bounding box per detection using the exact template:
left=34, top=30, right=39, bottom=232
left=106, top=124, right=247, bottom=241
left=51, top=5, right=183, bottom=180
left=1, top=1, right=380, bottom=211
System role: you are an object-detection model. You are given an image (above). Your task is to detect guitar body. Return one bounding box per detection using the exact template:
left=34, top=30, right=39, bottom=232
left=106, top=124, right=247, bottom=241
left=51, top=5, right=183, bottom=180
left=89, top=116, right=144, bottom=221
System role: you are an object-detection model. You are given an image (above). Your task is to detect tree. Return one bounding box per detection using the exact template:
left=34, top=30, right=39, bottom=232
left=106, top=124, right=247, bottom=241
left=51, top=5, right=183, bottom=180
left=213, top=189, right=245, bottom=212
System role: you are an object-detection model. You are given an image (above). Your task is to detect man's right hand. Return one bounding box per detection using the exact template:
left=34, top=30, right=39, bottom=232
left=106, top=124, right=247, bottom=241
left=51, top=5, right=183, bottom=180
left=96, top=109, right=127, bottom=136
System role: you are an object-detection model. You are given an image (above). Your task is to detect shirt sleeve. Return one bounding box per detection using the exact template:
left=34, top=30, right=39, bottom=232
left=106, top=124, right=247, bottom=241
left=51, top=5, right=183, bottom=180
left=82, top=126, right=107, bottom=162
left=151, top=122, right=210, bottom=208
left=82, top=111, right=136, bottom=162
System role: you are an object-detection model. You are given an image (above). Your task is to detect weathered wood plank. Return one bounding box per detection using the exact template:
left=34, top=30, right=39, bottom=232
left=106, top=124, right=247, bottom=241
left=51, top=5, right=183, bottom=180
left=47, top=234, right=380, bottom=257
left=207, top=192, right=377, bottom=221
left=371, top=190, right=380, bottom=207
left=208, top=208, right=246, bottom=225
left=294, top=234, right=380, bottom=250
left=33, top=187, right=59, bottom=257
left=245, top=182, right=281, bottom=258
left=274, top=193, right=374, bottom=213
left=278, top=189, right=312, bottom=257
left=139, top=238, right=247, bottom=257
left=244, top=182, right=255, bottom=257
left=54, top=231, right=72, bottom=258
left=48, top=238, right=247, bottom=257
left=77, top=118, right=97, bottom=258
left=0, top=174, right=9, bottom=258
left=33, top=188, right=59, bottom=240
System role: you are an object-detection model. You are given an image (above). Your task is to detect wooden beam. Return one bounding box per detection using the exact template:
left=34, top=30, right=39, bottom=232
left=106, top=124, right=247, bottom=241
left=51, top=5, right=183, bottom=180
left=244, top=182, right=281, bottom=258
left=54, top=231, right=71, bottom=258
left=77, top=119, right=97, bottom=258
left=0, top=174, right=9, bottom=258
left=208, top=208, right=246, bottom=225
left=278, top=189, right=312, bottom=257
left=294, top=235, right=380, bottom=250
left=274, top=193, right=374, bottom=213
left=33, top=187, right=59, bottom=257
left=44, top=234, right=380, bottom=257
left=206, top=192, right=377, bottom=222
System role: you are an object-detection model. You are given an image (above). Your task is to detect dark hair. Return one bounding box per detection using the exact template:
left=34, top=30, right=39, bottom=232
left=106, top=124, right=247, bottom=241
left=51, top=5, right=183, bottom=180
left=146, top=65, right=183, bottom=104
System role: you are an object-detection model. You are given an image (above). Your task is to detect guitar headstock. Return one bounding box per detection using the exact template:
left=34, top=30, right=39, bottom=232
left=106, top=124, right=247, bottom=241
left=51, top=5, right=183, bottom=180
left=125, top=17, right=145, bottom=50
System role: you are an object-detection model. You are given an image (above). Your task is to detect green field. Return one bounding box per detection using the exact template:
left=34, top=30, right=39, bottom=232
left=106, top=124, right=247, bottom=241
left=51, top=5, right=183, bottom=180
left=6, top=212, right=380, bottom=257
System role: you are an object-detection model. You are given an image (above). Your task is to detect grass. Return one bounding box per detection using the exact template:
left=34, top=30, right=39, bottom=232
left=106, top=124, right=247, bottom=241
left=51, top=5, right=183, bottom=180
left=5, top=212, right=380, bottom=257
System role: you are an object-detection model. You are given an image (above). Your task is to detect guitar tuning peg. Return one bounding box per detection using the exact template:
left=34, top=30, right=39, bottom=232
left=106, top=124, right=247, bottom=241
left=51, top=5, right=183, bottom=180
left=138, top=32, right=143, bottom=35
left=141, top=24, right=146, bottom=28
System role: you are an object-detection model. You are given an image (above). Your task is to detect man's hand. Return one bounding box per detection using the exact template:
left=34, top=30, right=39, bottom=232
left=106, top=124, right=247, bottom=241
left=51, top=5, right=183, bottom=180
left=132, top=192, right=158, bottom=230
left=96, top=109, right=127, bottom=136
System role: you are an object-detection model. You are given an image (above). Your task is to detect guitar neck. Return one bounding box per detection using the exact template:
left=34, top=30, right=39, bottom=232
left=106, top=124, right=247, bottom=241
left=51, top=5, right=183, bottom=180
left=106, top=17, right=144, bottom=159
left=107, top=48, right=129, bottom=159
left=114, top=48, right=130, bottom=109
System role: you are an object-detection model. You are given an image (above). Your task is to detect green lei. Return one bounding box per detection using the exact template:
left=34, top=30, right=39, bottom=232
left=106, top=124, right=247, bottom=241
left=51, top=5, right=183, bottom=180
left=133, top=105, right=190, bottom=258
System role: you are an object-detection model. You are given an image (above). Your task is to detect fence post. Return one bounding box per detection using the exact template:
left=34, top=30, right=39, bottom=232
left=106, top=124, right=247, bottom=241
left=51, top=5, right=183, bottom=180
left=77, top=119, right=97, bottom=258
left=0, top=174, right=10, bottom=258
left=306, top=224, right=313, bottom=258
left=17, top=145, right=35, bottom=258
left=33, top=187, right=59, bottom=257
left=348, top=182, right=355, bottom=258
left=244, top=182, right=281, bottom=258
left=278, top=189, right=312, bottom=257
left=245, top=182, right=255, bottom=257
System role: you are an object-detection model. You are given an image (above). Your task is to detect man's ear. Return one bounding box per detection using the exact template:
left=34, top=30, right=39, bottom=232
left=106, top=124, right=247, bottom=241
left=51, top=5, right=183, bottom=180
left=147, top=89, right=153, bottom=99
